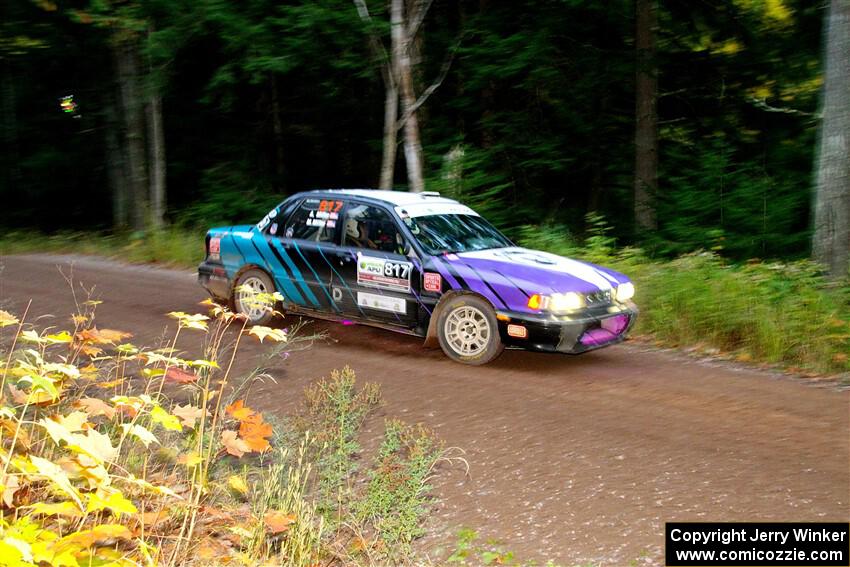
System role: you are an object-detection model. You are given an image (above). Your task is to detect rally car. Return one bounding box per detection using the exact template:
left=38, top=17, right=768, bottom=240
left=198, top=189, right=637, bottom=365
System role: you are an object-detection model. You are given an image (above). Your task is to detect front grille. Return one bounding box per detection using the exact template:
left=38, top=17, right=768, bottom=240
left=585, top=289, right=613, bottom=306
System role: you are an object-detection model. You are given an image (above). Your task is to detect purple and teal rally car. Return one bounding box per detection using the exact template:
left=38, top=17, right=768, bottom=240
left=198, top=190, right=637, bottom=365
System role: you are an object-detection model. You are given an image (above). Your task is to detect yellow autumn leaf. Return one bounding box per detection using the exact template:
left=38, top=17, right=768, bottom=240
left=121, top=424, right=159, bottom=447
left=247, top=326, right=287, bottom=343
left=177, top=452, right=203, bottom=467
left=0, top=310, right=19, bottom=327
left=150, top=405, right=182, bottom=432
left=28, top=500, right=84, bottom=518
left=227, top=475, right=249, bottom=495
left=28, top=455, right=83, bottom=509
left=86, top=488, right=138, bottom=516
left=43, top=331, right=73, bottom=344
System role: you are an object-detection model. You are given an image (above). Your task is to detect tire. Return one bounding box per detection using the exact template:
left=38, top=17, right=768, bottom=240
left=436, top=295, right=504, bottom=365
left=231, top=269, right=278, bottom=326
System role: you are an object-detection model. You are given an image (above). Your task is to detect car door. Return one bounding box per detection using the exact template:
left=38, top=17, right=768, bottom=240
left=329, top=200, right=421, bottom=330
left=261, top=197, right=342, bottom=313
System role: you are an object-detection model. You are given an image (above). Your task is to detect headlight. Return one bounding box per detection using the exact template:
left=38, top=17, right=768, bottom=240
left=549, top=292, right=585, bottom=313
left=616, top=282, right=635, bottom=302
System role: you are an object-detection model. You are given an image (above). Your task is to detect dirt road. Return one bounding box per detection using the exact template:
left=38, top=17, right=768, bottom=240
left=1, top=254, right=847, bottom=565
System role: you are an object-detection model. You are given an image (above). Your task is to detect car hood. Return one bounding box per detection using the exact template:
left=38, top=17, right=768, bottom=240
left=433, top=247, right=629, bottom=310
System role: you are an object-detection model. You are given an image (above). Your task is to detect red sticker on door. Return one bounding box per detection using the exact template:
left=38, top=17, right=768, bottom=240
left=423, top=272, right=442, bottom=292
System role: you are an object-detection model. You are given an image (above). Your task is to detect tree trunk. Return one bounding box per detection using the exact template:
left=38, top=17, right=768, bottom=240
left=634, top=0, right=658, bottom=232
left=2, top=57, right=21, bottom=209
left=146, top=84, right=166, bottom=229
left=105, top=94, right=129, bottom=228
left=379, top=81, right=399, bottom=189
left=812, top=0, right=850, bottom=278
left=392, top=0, right=425, bottom=193
left=146, top=25, right=166, bottom=229
left=270, top=74, right=286, bottom=191
left=115, top=38, right=148, bottom=231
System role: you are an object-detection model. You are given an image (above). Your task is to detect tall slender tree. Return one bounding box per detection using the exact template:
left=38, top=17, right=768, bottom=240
left=634, top=0, right=658, bottom=231
left=812, top=0, right=850, bottom=277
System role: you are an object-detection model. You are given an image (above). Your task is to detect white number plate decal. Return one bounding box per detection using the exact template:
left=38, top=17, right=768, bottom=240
left=357, top=292, right=407, bottom=314
left=357, top=255, right=412, bottom=292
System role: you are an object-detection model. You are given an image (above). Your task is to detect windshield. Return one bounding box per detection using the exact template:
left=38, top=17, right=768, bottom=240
left=402, top=214, right=513, bottom=255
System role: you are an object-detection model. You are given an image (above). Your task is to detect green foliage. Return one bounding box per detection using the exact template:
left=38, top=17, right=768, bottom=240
left=296, top=366, right=381, bottom=520
left=355, top=420, right=442, bottom=558
left=519, top=223, right=850, bottom=374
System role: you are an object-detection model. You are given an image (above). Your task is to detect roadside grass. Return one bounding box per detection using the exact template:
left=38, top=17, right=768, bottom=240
left=0, top=291, right=457, bottom=565
left=519, top=218, right=850, bottom=375
left=0, top=228, right=203, bottom=268
left=3, top=223, right=848, bottom=375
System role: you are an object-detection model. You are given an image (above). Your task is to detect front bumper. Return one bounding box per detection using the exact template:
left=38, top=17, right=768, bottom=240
left=496, top=302, right=638, bottom=354
left=198, top=261, right=231, bottom=301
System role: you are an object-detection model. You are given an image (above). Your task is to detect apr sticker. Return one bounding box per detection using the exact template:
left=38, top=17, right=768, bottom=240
left=357, top=255, right=412, bottom=292
left=423, top=272, right=442, bottom=292
left=357, top=292, right=406, bottom=314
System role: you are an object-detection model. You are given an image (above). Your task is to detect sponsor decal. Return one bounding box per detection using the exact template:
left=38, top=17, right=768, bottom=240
left=357, top=291, right=406, bottom=314
left=269, top=222, right=278, bottom=235
left=423, top=272, right=442, bottom=292
left=256, top=206, right=279, bottom=230
left=357, top=255, right=412, bottom=292
left=208, top=237, right=221, bottom=260
left=507, top=324, right=528, bottom=339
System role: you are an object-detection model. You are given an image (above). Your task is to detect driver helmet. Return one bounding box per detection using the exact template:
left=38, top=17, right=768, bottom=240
left=345, top=218, right=361, bottom=240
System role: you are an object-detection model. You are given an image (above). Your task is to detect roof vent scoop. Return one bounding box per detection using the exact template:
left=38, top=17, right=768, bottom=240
left=421, top=191, right=441, bottom=197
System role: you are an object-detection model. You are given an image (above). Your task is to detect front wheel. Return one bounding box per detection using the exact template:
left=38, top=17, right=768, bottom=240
left=437, top=295, right=504, bottom=365
left=232, top=269, right=278, bottom=326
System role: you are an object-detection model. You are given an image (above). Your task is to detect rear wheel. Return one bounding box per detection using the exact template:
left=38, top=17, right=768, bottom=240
left=437, top=295, right=504, bottom=365
left=232, top=269, right=277, bottom=326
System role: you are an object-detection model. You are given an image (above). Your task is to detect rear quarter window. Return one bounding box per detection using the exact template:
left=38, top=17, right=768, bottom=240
left=282, top=198, right=342, bottom=242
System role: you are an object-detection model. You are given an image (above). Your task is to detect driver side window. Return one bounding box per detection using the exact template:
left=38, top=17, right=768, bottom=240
left=343, top=203, right=406, bottom=254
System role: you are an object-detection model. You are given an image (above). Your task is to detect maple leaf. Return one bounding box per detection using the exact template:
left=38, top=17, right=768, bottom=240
left=247, top=325, right=287, bottom=343
left=164, top=367, right=198, bottom=384
left=0, top=474, right=20, bottom=507
left=167, top=311, right=210, bottom=331
left=54, top=411, right=89, bottom=432
left=65, top=429, right=119, bottom=464
left=220, top=430, right=250, bottom=458
left=263, top=510, right=296, bottom=534
left=80, top=344, right=103, bottom=357
left=75, top=397, right=115, bottom=419
left=86, top=488, right=138, bottom=516
left=0, top=310, right=19, bottom=327
left=28, top=500, right=83, bottom=518
left=239, top=419, right=272, bottom=453
left=225, top=400, right=256, bottom=422
left=150, top=405, right=182, bottom=432
left=227, top=475, right=248, bottom=495
left=172, top=404, right=204, bottom=428
left=121, top=424, right=159, bottom=448
left=177, top=453, right=203, bottom=467
left=29, top=455, right=83, bottom=509
left=54, top=524, right=132, bottom=552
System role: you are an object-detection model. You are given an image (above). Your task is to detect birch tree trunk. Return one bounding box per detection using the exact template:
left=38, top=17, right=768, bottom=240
left=379, top=81, right=399, bottom=189
left=392, top=0, right=425, bottom=193
left=115, top=38, right=148, bottom=231
left=634, top=0, right=658, bottom=231
left=812, top=0, right=850, bottom=278
left=146, top=25, right=166, bottom=229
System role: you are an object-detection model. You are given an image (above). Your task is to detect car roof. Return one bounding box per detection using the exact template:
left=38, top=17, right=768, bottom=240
left=302, top=189, right=460, bottom=208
